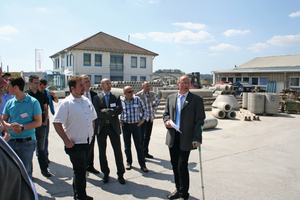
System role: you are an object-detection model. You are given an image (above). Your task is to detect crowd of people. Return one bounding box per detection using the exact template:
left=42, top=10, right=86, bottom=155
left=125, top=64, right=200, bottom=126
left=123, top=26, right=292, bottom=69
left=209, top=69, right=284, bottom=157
left=0, top=73, right=205, bottom=200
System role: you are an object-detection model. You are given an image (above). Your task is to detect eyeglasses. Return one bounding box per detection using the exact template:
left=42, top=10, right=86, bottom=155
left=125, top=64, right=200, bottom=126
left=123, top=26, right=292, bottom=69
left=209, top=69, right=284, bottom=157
left=126, top=91, right=133, bottom=93
left=178, top=82, right=190, bottom=85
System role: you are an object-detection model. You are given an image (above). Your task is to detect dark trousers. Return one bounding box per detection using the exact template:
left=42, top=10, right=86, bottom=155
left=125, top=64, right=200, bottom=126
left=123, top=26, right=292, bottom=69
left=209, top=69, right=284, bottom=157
left=122, top=123, right=146, bottom=168
left=44, top=118, right=50, bottom=160
left=36, top=125, right=48, bottom=172
left=97, top=124, right=125, bottom=177
left=65, top=143, right=92, bottom=200
left=169, top=131, right=191, bottom=199
left=87, top=136, right=96, bottom=169
left=140, top=120, right=153, bottom=155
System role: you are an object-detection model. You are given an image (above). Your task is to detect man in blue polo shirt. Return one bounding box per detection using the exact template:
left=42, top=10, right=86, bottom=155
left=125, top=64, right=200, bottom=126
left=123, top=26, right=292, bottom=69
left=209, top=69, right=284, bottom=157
left=2, top=77, right=42, bottom=179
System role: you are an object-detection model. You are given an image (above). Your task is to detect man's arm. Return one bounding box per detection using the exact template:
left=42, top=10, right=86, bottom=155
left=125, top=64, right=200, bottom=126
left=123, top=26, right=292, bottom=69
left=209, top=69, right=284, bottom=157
left=48, top=91, right=59, bottom=103
left=42, top=103, right=48, bottom=126
left=2, top=114, right=42, bottom=134
left=53, top=122, right=74, bottom=148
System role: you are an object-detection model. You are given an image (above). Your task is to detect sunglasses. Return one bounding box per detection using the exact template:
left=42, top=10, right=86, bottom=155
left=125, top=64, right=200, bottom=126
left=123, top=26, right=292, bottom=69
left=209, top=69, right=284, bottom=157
left=126, top=91, right=133, bottom=93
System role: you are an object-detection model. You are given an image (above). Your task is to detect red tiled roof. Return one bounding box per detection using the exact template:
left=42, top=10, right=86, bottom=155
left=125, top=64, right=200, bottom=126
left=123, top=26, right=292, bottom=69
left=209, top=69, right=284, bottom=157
left=50, top=32, right=158, bottom=57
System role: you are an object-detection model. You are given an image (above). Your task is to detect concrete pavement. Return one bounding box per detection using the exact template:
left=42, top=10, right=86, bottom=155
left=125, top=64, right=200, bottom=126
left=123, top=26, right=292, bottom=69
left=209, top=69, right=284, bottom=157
left=32, top=105, right=300, bottom=200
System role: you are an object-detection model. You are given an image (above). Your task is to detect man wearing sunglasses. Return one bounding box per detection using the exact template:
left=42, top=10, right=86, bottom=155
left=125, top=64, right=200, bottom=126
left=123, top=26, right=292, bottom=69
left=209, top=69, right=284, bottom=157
left=120, top=86, right=148, bottom=173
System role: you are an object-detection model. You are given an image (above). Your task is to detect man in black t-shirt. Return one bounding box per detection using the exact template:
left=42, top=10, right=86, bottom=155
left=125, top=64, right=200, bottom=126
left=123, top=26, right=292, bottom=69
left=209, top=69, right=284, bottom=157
left=26, top=75, right=51, bottom=177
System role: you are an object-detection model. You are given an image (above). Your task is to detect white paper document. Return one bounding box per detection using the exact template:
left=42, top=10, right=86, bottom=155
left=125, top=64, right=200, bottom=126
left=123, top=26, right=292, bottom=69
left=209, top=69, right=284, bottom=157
left=170, top=120, right=182, bottom=133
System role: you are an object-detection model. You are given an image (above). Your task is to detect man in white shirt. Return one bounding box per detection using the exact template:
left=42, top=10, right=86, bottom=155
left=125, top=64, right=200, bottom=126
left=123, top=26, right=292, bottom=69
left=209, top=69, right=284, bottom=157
left=53, top=75, right=97, bottom=200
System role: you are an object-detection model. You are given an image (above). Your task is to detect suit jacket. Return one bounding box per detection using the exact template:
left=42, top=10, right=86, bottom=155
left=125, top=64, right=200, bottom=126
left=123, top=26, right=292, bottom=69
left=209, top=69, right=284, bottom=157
left=163, top=92, right=206, bottom=151
left=0, top=137, right=37, bottom=200
left=90, top=90, right=97, bottom=104
left=93, top=92, right=123, bottom=135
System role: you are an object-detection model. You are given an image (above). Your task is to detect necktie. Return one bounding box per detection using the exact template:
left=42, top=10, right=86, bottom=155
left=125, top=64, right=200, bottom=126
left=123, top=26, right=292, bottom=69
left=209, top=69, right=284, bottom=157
left=175, top=95, right=184, bottom=127
left=105, top=94, right=109, bottom=108
left=85, top=92, right=89, bottom=98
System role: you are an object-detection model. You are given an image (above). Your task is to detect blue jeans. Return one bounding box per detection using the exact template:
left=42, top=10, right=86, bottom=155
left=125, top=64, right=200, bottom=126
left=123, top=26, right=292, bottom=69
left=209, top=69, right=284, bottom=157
left=8, top=139, right=36, bottom=178
left=122, top=123, right=146, bottom=168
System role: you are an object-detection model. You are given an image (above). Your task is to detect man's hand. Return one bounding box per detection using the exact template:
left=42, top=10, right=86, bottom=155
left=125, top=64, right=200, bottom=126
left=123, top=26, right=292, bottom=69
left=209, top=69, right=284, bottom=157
left=2, top=131, right=11, bottom=142
left=64, top=137, right=75, bottom=148
left=11, top=123, right=22, bottom=134
left=192, top=141, right=201, bottom=148
left=119, top=121, right=124, bottom=126
left=137, top=119, right=145, bottom=127
left=42, top=121, right=47, bottom=126
left=165, top=120, right=172, bottom=128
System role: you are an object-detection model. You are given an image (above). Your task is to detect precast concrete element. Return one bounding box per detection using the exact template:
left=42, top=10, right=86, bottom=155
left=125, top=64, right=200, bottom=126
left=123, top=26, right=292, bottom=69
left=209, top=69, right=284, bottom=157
left=231, top=90, right=236, bottom=96
left=203, top=117, right=218, bottom=129
left=212, top=108, right=226, bottom=119
left=264, top=93, right=280, bottom=114
left=111, top=88, right=125, bottom=97
left=158, top=89, right=213, bottom=99
left=215, top=84, right=229, bottom=91
left=242, top=92, right=248, bottom=109
left=214, top=90, right=226, bottom=95
left=53, top=90, right=66, bottom=98
left=208, top=87, right=216, bottom=91
left=226, top=111, right=237, bottom=119
left=248, top=93, right=265, bottom=114
left=215, top=102, right=232, bottom=112
left=229, top=85, right=233, bottom=91
left=212, top=95, right=240, bottom=110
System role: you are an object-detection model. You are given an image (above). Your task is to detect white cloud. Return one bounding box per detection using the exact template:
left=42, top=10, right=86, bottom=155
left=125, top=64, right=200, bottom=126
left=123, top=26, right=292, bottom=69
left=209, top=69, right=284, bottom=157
left=267, top=34, right=300, bottom=47
left=0, top=25, right=19, bottom=35
left=38, top=7, right=47, bottom=11
left=289, top=11, right=300, bottom=18
left=209, top=43, right=240, bottom=51
left=247, top=43, right=269, bottom=53
left=132, top=30, right=215, bottom=44
left=0, top=36, right=13, bottom=41
left=208, top=53, right=221, bottom=56
left=223, top=29, right=250, bottom=37
left=173, top=22, right=206, bottom=30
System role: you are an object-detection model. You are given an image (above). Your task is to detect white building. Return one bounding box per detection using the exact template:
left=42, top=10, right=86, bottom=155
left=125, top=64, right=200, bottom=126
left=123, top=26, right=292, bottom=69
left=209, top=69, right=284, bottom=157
left=212, top=54, right=300, bottom=93
left=50, top=32, right=158, bottom=88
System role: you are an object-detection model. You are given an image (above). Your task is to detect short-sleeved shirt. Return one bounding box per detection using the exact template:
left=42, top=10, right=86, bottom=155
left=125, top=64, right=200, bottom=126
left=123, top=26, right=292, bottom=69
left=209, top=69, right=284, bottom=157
left=3, top=95, right=42, bottom=140
left=120, top=95, right=147, bottom=124
left=53, top=94, right=97, bottom=144
left=26, top=89, right=48, bottom=122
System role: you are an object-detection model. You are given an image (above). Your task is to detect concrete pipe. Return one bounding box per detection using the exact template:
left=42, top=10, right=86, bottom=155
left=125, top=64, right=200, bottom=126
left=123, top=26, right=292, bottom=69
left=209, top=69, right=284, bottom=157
left=212, top=95, right=240, bottom=110
left=231, top=90, right=236, bottom=96
left=110, top=88, right=125, bottom=97
left=248, top=93, right=265, bottom=114
left=212, top=108, right=226, bottom=119
left=214, top=90, right=226, bottom=95
left=229, top=85, right=233, bottom=91
left=216, top=84, right=229, bottom=91
left=203, top=117, right=218, bottom=130
left=216, top=101, right=232, bottom=112
left=242, top=92, right=248, bottom=109
left=189, top=89, right=213, bottom=97
left=209, top=87, right=216, bottom=91
left=264, top=93, right=280, bottom=114
left=226, top=111, right=236, bottom=119
left=158, top=90, right=178, bottom=99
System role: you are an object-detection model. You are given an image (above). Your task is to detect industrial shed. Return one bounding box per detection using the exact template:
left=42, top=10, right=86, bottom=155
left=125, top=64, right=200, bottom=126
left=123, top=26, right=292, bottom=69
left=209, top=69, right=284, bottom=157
left=212, top=54, right=300, bottom=93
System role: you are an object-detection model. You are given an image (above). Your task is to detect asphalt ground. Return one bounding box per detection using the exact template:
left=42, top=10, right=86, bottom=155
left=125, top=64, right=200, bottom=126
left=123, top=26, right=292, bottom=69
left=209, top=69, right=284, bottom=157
left=32, top=103, right=300, bottom=200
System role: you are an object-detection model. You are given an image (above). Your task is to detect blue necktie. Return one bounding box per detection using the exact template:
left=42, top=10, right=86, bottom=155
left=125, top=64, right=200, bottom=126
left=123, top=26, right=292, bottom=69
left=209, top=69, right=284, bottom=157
left=175, top=95, right=184, bottom=127
left=105, top=94, right=109, bottom=108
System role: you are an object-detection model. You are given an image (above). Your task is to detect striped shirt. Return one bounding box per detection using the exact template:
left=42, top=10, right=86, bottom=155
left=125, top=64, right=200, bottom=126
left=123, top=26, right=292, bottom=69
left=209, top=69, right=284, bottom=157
left=120, top=96, right=147, bottom=124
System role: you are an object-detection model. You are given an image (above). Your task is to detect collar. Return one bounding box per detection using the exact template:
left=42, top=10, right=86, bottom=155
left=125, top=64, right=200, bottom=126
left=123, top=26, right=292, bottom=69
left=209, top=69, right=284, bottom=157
left=177, top=91, right=189, bottom=97
left=102, top=91, right=111, bottom=96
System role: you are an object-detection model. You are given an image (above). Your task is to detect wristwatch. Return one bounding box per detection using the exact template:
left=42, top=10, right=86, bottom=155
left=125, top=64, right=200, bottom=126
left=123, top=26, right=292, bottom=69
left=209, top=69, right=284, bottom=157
left=103, top=108, right=106, bottom=112
left=21, top=125, right=25, bottom=131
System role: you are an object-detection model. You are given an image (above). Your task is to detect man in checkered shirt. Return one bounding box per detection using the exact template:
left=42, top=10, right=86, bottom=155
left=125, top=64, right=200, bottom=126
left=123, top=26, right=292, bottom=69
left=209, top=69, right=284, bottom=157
left=120, top=86, right=149, bottom=172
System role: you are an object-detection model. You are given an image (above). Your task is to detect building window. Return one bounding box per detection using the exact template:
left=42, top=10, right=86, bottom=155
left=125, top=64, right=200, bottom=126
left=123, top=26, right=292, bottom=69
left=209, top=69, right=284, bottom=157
left=260, top=77, right=267, bottom=85
left=84, top=53, right=91, bottom=66
left=61, top=56, right=65, bottom=68
left=251, top=77, right=259, bottom=85
left=131, top=57, right=137, bottom=68
left=221, top=77, right=227, bottom=81
left=110, top=56, right=123, bottom=71
left=66, top=55, right=69, bottom=66
left=243, top=77, right=249, bottom=83
left=95, top=54, right=102, bottom=66
left=131, top=76, right=137, bottom=81
left=55, top=58, right=60, bottom=69
left=236, top=77, right=242, bottom=83
left=95, top=75, right=102, bottom=84
left=140, top=76, right=146, bottom=82
left=69, top=54, right=72, bottom=66
left=140, top=57, right=146, bottom=68
left=110, top=76, right=123, bottom=81
left=290, top=77, right=300, bottom=87
left=228, top=77, right=233, bottom=83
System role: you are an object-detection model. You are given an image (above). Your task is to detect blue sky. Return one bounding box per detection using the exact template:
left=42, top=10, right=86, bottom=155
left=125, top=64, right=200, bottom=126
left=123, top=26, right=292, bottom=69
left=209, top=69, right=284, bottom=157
left=0, top=0, right=300, bottom=74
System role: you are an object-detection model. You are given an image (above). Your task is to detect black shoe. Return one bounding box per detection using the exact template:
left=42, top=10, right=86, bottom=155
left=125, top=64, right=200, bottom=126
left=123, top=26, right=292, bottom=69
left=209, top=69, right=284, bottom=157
left=41, top=170, right=52, bottom=177
left=85, top=196, right=93, bottom=200
left=141, top=166, right=149, bottom=172
left=47, top=158, right=50, bottom=164
left=167, top=190, right=179, bottom=199
left=118, top=176, right=126, bottom=184
left=125, top=163, right=132, bottom=170
left=87, top=167, right=100, bottom=174
left=145, top=154, right=154, bottom=158
left=103, top=175, right=109, bottom=183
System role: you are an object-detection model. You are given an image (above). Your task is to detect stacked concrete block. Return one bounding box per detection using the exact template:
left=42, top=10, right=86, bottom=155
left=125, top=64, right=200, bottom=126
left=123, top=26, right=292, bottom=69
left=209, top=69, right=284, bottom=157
left=211, top=95, right=240, bottom=119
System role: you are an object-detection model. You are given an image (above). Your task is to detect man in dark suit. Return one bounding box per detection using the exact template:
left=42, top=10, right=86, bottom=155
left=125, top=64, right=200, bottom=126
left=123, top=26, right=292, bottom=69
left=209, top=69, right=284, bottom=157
left=163, top=75, right=206, bottom=200
left=93, top=78, right=125, bottom=184
left=81, top=74, right=100, bottom=174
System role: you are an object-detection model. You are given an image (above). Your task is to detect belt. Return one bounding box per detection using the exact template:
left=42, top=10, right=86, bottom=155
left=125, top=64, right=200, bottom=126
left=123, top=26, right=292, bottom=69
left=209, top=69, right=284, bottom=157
left=10, top=137, right=32, bottom=142
left=105, top=119, right=110, bottom=124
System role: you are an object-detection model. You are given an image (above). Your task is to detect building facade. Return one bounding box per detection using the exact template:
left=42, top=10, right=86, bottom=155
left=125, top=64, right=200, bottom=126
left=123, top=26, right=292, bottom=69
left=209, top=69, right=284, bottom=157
left=212, top=54, right=300, bottom=93
left=50, top=32, right=158, bottom=89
